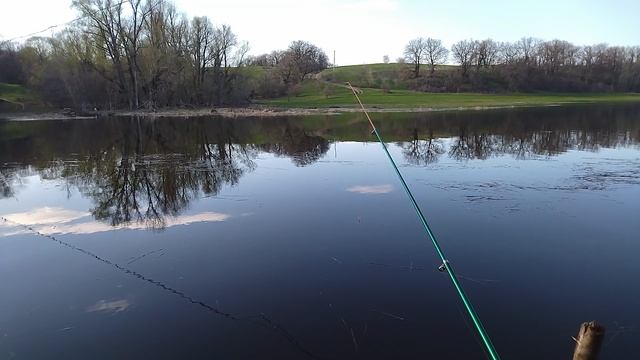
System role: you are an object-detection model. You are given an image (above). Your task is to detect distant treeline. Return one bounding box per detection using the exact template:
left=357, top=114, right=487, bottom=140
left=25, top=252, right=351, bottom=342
left=0, top=1, right=638, bottom=111
left=400, top=37, right=640, bottom=92
left=0, top=0, right=328, bottom=110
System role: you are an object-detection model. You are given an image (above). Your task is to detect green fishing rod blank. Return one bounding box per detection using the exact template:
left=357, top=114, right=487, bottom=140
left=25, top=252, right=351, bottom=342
left=346, top=82, right=501, bottom=360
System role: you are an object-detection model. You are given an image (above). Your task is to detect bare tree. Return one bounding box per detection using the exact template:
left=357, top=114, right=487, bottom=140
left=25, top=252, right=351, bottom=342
left=518, top=37, right=540, bottom=65
left=404, top=37, right=428, bottom=77
left=475, top=39, right=499, bottom=69
left=499, top=41, right=522, bottom=64
left=538, top=39, right=577, bottom=74
left=0, top=41, right=25, bottom=83
left=211, top=24, right=238, bottom=104
left=383, top=54, right=390, bottom=64
left=213, top=24, right=237, bottom=70
left=248, top=54, right=270, bottom=66
left=73, top=0, right=129, bottom=104
left=140, top=0, right=191, bottom=107
left=424, top=38, right=449, bottom=74
left=189, top=16, right=214, bottom=101
left=270, top=50, right=285, bottom=66
left=121, top=0, right=152, bottom=109
left=232, top=41, right=250, bottom=67
left=451, top=39, right=476, bottom=76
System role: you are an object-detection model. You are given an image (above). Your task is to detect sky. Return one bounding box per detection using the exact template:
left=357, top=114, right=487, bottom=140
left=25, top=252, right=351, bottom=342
left=1, top=0, right=638, bottom=65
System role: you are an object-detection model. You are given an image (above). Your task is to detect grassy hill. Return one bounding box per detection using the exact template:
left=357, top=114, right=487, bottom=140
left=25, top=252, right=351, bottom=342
left=261, top=64, right=640, bottom=109
left=262, top=77, right=640, bottom=109
left=0, top=83, right=42, bottom=111
left=318, top=63, right=409, bottom=89
left=317, top=63, right=455, bottom=90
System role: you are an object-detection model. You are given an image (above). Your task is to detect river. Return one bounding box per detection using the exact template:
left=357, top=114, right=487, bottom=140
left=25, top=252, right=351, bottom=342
left=1, top=104, right=639, bottom=359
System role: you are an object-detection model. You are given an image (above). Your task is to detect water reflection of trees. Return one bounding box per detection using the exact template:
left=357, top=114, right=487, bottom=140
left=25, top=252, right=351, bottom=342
left=0, top=167, right=19, bottom=198
left=400, top=129, right=445, bottom=165
left=0, top=117, right=329, bottom=229
left=258, top=125, right=330, bottom=166
left=447, top=128, right=497, bottom=161
left=48, top=122, right=261, bottom=229
left=1, top=104, right=638, bottom=225
left=70, top=149, right=255, bottom=230
left=393, top=105, right=640, bottom=164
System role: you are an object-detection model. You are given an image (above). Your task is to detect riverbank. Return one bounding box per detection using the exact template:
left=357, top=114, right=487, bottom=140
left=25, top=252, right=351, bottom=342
left=2, top=92, right=640, bottom=121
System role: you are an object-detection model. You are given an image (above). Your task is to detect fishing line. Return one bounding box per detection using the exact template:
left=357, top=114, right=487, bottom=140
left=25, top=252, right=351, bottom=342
left=346, top=82, right=501, bottom=360
left=0, top=216, right=320, bottom=359
left=6, top=0, right=131, bottom=42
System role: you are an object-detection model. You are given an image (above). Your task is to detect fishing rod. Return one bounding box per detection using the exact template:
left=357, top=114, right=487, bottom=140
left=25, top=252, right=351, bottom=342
left=346, top=82, right=501, bottom=360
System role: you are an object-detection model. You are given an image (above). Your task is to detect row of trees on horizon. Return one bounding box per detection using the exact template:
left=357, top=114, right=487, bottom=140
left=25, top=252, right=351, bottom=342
left=397, top=37, right=640, bottom=92
left=0, top=0, right=639, bottom=111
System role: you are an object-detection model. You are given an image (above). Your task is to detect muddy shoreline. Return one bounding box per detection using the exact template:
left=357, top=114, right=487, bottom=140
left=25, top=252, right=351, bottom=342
left=0, top=103, right=566, bottom=121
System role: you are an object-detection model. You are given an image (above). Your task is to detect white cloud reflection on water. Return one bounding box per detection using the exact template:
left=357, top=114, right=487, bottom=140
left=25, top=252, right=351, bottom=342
left=86, top=299, right=131, bottom=314
left=4, top=206, right=88, bottom=225
left=0, top=207, right=230, bottom=236
left=346, top=184, right=394, bottom=194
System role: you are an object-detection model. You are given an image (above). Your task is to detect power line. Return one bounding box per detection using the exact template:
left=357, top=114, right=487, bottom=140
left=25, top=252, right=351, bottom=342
left=4, top=0, right=130, bottom=42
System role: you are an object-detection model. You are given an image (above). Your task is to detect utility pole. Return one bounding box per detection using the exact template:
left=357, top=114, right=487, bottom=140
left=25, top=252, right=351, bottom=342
left=333, top=50, right=336, bottom=68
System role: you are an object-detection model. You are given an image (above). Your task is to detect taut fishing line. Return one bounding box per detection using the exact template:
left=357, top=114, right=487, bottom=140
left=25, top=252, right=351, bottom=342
left=346, top=82, right=501, bottom=360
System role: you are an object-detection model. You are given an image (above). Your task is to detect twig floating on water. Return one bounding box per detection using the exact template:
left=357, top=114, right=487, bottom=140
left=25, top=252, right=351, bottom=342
left=371, top=310, right=405, bottom=321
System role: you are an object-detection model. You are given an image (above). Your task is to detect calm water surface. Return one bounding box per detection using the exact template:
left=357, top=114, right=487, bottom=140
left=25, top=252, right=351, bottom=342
left=1, top=105, right=639, bottom=359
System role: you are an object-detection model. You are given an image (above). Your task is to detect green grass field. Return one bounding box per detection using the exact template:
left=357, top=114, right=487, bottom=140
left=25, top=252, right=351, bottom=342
left=261, top=63, right=640, bottom=109
left=318, top=63, right=454, bottom=90
left=319, top=63, right=408, bottom=89
left=0, top=83, right=43, bottom=111
left=262, top=76, right=640, bottom=109
left=0, top=83, right=29, bottom=103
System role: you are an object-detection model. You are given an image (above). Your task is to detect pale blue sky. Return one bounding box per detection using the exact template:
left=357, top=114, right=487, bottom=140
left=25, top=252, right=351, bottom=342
left=1, top=0, right=638, bottom=65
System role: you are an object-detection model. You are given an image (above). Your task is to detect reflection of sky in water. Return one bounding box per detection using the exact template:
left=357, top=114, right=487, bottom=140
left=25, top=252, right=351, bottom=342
left=345, top=184, right=394, bottom=194
left=86, top=299, right=131, bottom=314
left=1, top=207, right=230, bottom=236
left=1, top=108, right=640, bottom=359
